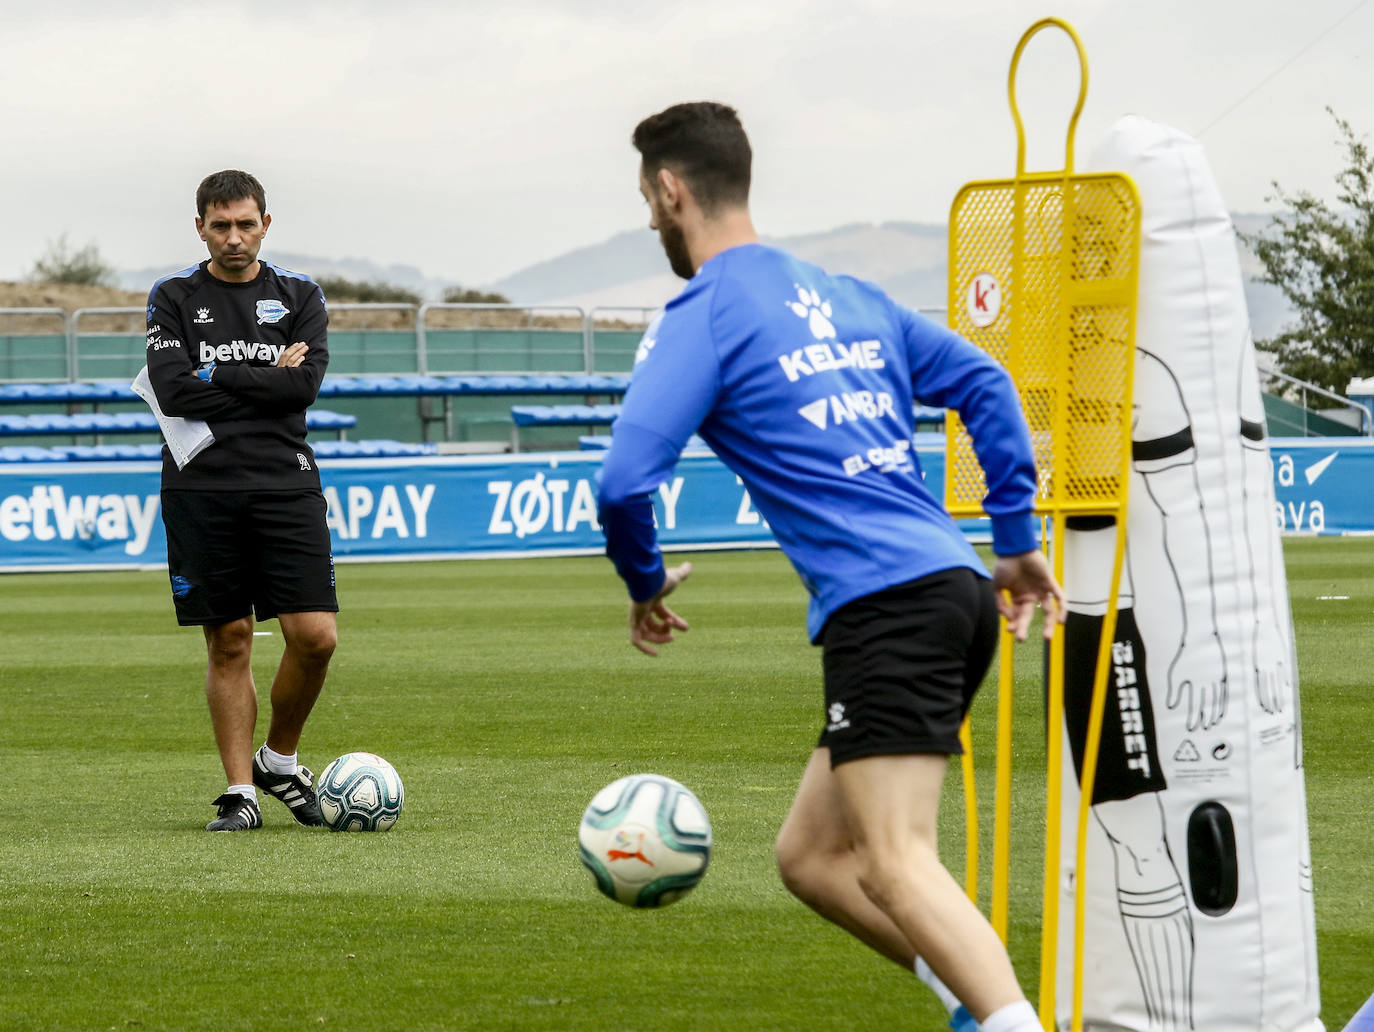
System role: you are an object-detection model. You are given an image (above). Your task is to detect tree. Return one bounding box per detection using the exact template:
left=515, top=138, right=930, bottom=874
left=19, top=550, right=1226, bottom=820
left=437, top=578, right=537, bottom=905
left=313, top=276, right=420, bottom=305
left=1244, top=110, right=1374, bottom=394
left=442, top=286, right=510, bottom=304
left=31, top=234, right=116, bottom=286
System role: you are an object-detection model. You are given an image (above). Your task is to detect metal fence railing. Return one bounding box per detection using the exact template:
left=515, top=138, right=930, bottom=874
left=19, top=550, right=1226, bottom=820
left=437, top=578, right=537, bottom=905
left=1260, top=366, right=1372, bottom=436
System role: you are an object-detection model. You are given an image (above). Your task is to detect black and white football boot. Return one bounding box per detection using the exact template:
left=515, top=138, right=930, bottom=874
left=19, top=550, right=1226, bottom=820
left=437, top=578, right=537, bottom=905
left=205, top=793, right=263, bottom=832
left=251, top=746, right=325, bottom=827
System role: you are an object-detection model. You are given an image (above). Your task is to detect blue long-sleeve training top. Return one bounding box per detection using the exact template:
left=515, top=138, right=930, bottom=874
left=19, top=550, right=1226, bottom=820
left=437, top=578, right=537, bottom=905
left=598, top=243, right=1039, bottom=642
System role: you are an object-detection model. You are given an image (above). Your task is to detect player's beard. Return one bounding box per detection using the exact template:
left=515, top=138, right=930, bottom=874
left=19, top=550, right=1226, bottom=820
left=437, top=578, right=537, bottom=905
left=658, top=217, right=694, bottom=280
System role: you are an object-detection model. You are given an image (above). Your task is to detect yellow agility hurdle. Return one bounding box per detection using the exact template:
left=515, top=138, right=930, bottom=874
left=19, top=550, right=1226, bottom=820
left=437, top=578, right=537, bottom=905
left=944, top=18, right=1140, bottom=1032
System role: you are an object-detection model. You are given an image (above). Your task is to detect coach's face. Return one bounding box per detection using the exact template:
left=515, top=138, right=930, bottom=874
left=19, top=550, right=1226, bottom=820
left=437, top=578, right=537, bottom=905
left=640, top=168, right=694, bottom=280
left=197, top=197, right=271, bottom=282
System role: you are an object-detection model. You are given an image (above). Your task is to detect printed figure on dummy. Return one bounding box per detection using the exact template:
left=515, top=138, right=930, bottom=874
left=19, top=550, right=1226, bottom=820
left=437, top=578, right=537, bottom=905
left=1062, top=345, right=1222, bottom=1031
left=1058, top=114, right=1321, bottom=1032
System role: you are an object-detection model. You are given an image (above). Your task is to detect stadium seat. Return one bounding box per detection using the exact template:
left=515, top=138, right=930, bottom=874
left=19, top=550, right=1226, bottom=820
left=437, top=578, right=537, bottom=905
left=315, top=372, right=631, bottom=398
left=578, top=434, right=711, bottom=452
left=0, top=438, right=437, bottom=463
left=509, top=404, right=621, bottom=451
left=0, top=409, right=357, bottom=440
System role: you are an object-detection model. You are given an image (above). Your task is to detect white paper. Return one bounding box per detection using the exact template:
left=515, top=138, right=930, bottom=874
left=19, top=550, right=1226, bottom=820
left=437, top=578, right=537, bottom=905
left=130, top=366, right=215, bottom=470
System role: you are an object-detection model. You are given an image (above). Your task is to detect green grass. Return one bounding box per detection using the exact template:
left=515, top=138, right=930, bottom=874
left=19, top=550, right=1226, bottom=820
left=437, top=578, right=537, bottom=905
left=1, top=540, right=1370, bottom=1030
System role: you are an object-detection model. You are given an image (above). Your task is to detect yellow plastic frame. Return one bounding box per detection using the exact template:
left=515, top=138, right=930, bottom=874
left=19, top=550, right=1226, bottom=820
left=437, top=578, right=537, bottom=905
left=944, top=17, right=1141, bottom=1032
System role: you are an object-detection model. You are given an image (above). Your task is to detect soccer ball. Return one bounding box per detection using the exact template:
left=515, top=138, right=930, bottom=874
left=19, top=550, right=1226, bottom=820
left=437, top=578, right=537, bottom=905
left=578, top=773, right=712, bottom=908
left=317, top=752, right=404, bottom=832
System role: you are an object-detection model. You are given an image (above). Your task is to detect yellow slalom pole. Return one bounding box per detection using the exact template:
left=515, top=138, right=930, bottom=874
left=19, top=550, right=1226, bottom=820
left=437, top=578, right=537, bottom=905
left=990, top=623, right=1016, bottom=941
left=1069, top=519, right=1128, bottom=1031
left=1038, top=512, right=1068, bottom=1030
left=959, top=717, right=979, bottom=903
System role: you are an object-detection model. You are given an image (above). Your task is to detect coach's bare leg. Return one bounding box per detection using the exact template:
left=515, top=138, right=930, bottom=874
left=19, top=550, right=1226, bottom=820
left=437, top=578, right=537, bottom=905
left=265, top=611, right=337, bottom=755
left=776, top=748, right=918, bottom=966
left=204, top=617, right=257, bottom=786
left=831, top=752, right=1027, bottom=1023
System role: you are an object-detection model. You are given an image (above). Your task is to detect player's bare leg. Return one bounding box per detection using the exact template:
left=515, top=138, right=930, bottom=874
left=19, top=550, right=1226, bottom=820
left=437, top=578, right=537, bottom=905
left=829, top=752, right=1028, bottom=1024
left=776, top=748, right=917, bottom=966
left=266, top=610, right=337, bottom=754
left=203, top=616, right=257, bottom=786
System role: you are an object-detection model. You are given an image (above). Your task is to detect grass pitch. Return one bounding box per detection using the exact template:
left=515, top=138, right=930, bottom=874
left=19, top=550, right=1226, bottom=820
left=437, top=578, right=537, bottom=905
left=2, top=539, right=1370, bottom=1030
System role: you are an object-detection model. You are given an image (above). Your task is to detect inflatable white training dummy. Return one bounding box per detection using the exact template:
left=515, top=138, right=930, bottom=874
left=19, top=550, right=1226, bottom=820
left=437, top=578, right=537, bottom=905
left=1056, top=115, right=1321, bottom=1032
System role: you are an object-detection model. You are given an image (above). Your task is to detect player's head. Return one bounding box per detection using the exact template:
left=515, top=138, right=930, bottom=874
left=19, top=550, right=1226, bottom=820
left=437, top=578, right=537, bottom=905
left=196, top=170, right=267, bottom=220
left=195, top=170, right=270, bottom=281
left=633, top=102, right=751, bottom=279
left=633, top=102, right=751, bottom=213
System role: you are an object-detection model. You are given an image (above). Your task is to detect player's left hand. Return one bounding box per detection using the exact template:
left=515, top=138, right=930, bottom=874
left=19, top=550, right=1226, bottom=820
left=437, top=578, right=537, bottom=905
left=629, top=561, right=692, bottom=657
left=992, top=550, right=1066, bottom=642
left=277, top=342, right=309, bottom=368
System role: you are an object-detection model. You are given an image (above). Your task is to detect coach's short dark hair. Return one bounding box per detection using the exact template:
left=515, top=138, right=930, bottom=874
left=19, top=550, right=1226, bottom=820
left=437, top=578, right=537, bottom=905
left=632, top=102, right=751, bottom=213
left=196, top=170, right=267, bottom=219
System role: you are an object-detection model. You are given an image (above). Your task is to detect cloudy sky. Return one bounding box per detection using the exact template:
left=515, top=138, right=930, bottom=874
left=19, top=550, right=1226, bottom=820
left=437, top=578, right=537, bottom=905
left=2, top=0, right=1370, bottom=289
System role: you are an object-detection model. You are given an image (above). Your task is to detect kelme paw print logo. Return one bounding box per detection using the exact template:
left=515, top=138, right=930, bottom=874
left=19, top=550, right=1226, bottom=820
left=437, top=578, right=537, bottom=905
left=787, top=286, right=836, bottom=340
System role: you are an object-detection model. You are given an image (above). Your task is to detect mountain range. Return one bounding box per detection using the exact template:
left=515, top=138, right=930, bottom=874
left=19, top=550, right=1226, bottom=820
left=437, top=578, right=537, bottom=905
left=119, top=215, right=1293, bottom=339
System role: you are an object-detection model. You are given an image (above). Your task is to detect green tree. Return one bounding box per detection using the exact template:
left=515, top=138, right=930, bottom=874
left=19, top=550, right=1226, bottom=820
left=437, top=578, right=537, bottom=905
left=31, top=234, right=116, bottom=286
left=442, top=286, right=510, bottom=304
left=314, top=275, right=420, bottom=305
left=1244, top=110, right=1374, bottom=393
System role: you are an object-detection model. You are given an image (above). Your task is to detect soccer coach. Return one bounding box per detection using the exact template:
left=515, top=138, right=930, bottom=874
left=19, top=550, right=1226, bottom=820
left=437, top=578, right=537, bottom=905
left=146, top=170, right=337, bottom=833
left=598, top=102, right=1063, bottom=1032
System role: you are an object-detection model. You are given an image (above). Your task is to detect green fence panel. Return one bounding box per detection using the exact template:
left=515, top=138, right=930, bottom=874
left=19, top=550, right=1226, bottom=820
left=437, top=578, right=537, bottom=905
left=1263, top=393, right=1362, bottom=437
left=324, top=331, right=420, bottom=375
left=75, top=334, right=146, bottom=381
left=0, top=335, right=69, bottom=381
left=424, top=329, right=585, bottom=373
left=589, top=330, right=643, bottom=373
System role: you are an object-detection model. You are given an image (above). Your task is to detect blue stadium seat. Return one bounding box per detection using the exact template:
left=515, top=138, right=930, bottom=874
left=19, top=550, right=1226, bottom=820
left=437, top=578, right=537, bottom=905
left=315, top=373, right=631, bottom=398
left=913, top=405, right=946, bottom=429
left=0, top=381, right=137, bottom=405
left=311, top=439, right=439, bottom=458
left=509, top=404, right=621, bottom=451
left=0, top=409, right=356, bottom=439
left=0, top=438, right=436, bottom=463
left=578, top=434, right=710, bottom=452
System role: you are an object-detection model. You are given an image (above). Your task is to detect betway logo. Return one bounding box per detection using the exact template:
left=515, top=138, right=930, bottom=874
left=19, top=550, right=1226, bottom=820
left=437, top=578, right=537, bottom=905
left=0, top=486, right=160, bottom=555
left=199, top=340, right=287, bottom=364
left=778, top=339, right=885, bottom=382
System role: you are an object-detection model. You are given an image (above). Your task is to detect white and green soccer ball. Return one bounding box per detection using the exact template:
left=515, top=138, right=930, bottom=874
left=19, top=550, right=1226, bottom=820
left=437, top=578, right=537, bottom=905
left=578, top=773, right=712, bottom=908
left=317, top=752, right=404, bottom=832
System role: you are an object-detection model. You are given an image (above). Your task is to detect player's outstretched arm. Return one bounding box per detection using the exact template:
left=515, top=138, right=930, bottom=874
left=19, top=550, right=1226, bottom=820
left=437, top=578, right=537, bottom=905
left=630, top=561, right=693, bottom=657
left=992, top=551, right=1066, bottom=642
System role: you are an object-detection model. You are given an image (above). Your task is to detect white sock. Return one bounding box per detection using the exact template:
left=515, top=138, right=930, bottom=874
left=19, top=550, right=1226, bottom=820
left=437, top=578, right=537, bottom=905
left=980, top=1000, right=1041, bottom=1032
left=228, top=783, right=257, bottom=802
left=260, top=744, right=298, bottom=775
left=915, top=956, right=962, bottom=1015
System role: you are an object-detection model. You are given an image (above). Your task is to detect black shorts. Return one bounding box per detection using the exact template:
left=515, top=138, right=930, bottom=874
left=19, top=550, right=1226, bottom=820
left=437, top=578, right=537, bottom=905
left=161, top=489, right=338, bottom=626
left=818, top=567, right=999, bottom=766
left=1062, top=607, right=1168, bottom=803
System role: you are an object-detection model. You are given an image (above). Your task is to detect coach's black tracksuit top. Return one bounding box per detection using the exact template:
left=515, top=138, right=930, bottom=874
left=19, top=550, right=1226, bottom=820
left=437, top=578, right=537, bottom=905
left=146, top=260, right=329, bottom=491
